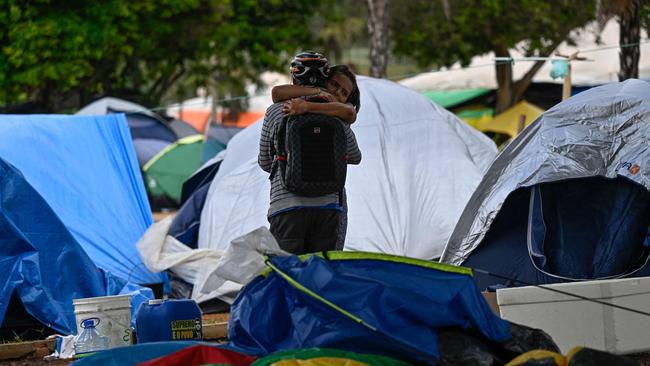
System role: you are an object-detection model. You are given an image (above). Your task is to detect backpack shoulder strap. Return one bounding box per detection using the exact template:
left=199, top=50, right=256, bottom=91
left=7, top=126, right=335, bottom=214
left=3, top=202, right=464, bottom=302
left=269, top=116, right=289, bottom=180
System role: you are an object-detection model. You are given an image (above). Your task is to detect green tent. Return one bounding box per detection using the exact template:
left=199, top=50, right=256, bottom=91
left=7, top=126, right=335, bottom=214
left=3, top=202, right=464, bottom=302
left=143, top=135, right=204, bottom=204
left=423, top=88, right=490, bottom=108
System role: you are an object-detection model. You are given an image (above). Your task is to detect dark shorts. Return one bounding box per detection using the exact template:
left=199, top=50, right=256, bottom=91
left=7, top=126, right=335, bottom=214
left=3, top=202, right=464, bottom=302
left=269, top=208, right=340, bottom=255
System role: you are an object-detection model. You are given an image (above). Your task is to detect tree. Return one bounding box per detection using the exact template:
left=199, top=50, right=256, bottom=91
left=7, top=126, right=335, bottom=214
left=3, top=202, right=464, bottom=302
left=367, top=0, right=389, bottom=78
left=596, top=0, right=647, bottom=80
left=391, top=0, right=596, bottom=113
left=0, top=0, right=322, bottom=113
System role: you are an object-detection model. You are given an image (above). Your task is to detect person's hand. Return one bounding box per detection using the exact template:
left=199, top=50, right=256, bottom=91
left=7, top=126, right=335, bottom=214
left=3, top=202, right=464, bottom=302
left=314, top=90, right=336, bottom=102
left=283, top=98, right=309, bottom=115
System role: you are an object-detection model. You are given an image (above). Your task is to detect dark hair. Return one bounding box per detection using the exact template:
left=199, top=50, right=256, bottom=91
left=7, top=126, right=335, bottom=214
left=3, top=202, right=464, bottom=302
left=329, top=64, right=360, bottom=112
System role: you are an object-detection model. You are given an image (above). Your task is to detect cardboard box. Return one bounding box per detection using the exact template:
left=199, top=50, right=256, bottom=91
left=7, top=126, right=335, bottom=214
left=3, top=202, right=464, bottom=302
left=481, top=291, right=501, bottom=316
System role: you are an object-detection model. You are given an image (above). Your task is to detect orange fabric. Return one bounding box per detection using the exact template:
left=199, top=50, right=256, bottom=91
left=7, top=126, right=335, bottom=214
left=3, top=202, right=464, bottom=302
left=177, top=110, right=264, bottom=131
left=177, top=110, right=210, bottom=132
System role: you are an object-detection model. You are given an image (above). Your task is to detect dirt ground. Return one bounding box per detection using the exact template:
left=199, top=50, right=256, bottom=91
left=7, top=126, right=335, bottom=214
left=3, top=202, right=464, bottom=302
left=0, top=360, right=71, bottom=366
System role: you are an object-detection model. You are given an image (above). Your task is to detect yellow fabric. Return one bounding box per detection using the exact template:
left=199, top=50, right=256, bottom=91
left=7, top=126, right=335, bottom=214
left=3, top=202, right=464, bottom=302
left=463, top=113, right=493, bottom=131
left=308, top=251, right=473, bottom=276
left=271, top=357, right=369, bottom=366
left=564, top=346, right=585, bottom=362
left=505, top=349, right=566, bottom=366
left=484, top=101, right=544, bottom=137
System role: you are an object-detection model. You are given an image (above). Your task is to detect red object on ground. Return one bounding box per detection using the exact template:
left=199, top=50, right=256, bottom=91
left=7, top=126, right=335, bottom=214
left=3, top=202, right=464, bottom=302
left=137, top=345, right=256, bottom=366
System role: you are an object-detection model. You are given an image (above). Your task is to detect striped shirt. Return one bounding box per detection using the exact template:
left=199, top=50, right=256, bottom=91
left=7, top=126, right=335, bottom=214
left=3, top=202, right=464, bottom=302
left=258, top=103, right=362, bottom=217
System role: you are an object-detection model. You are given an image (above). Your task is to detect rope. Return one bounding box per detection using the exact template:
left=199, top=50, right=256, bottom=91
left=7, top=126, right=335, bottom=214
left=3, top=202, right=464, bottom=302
left=121, top=39, right=650, bottom=116
left=472, top=268, right=650, bottom=318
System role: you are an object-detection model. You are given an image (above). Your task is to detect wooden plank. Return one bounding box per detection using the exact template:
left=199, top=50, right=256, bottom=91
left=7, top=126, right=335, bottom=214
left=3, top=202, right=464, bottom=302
left=203, top=322, right=228, bottom=340
left=0, top=339, right=56, bottom=360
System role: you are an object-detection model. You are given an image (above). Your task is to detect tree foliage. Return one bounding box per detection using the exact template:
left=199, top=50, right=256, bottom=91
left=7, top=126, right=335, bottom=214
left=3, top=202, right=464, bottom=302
left=390, top=0, right=598, bottom=111
left=0, top=0, right=323, bottom=112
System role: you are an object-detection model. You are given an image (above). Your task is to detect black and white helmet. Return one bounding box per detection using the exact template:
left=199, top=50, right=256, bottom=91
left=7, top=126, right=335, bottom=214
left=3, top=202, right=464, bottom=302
left=290, top=51, right=330, bottom=87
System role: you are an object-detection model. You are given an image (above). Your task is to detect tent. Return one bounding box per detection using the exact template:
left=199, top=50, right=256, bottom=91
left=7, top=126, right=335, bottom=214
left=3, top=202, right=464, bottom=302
left=169, top=119, right=199, bottom=139
left=0, top=114, right=163, bottom=285
left=483, top=100, right=544, bottom=137
left=181, top=153, right=225, bottom=205
left=143, top=135, right=205, bottom=204
left=170, top=154, right=226, bottom=249
left=252, top=348, right=410, bottom=366
left=228, top=252, right=512, bottom=364
left=202, top=123, right=242, bottom=162
left=77, top=97, right=177, bottom=142
left=440, top=79, right=650, bottom=290
left=76, top=97, right=188, bottom=170
left=0, top=156, right=152, bottom=335
left=198, top=76, right=498, bottom=260
left=399, top=21, right=650, bottom=92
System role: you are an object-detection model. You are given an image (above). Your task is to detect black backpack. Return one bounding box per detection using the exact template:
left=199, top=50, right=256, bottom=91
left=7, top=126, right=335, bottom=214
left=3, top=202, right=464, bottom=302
left=272, top=113, right=348, bottom=197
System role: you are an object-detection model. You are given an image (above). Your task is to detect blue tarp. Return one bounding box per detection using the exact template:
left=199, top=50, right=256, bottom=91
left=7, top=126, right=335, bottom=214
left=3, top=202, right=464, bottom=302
left=228, top=254, right=511, bottom=365
left=0, top=114, right=162, bottom=284
left=0, top=157, right=152, bottom=334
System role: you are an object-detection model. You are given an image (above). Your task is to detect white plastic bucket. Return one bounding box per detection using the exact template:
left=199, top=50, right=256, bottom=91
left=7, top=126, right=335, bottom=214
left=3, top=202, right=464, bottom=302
left=73, top=294, right=132, bottom=349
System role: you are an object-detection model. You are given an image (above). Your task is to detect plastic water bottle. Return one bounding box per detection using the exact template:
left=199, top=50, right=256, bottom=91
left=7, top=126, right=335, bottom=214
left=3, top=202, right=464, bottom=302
left=74, top=318, right=109, bottom=355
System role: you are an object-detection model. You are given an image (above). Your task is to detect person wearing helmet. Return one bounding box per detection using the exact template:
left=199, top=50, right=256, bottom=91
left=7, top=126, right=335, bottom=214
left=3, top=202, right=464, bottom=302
left=258, top=53, right=362, bottom=254
left=271, top=52, right=358, bottom=124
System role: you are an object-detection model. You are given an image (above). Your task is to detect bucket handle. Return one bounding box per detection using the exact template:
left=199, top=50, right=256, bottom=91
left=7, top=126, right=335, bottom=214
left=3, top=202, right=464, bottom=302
left=80, top=317, right=101, bottom=328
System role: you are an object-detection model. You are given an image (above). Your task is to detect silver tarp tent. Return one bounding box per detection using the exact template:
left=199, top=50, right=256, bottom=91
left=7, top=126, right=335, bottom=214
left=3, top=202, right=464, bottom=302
left=441, top=79, right=650, bottom=270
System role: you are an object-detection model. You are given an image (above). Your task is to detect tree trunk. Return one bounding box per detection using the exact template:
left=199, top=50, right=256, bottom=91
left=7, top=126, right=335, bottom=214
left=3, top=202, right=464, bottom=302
left=494, top=46, right=513, bottom=114
left=367, top=0, right=389, bottom=78
left=618, top=0, right=640, bottom=80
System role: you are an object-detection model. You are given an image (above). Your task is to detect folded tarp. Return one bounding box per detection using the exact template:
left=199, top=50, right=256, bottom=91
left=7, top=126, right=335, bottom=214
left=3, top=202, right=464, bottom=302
left=0, top=114, right=162, bottom=284
left=0, top=157, right=152, bottom=334
left=228, top=252, right=511, bottom=365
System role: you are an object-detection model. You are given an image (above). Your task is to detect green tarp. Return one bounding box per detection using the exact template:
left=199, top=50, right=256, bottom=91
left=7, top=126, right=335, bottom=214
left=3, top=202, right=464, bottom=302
left=423, top=88, right=490, bottom=108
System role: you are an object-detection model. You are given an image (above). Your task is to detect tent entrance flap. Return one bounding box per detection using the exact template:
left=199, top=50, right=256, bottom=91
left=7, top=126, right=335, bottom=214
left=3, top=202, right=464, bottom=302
left=465, top=177, right=650, bottom=290
left=526, top=178, right=650, bottom=281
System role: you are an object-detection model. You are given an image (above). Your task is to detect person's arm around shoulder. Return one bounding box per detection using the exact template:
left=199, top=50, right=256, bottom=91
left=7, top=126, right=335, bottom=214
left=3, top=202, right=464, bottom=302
left=283, top=98, right=356, bottom=124
left=272, top=84, right=323, bottom=103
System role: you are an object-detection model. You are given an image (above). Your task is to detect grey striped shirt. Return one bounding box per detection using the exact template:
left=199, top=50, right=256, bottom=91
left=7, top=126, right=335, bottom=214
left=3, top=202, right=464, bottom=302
left=258, top=103, right=362, bottom=217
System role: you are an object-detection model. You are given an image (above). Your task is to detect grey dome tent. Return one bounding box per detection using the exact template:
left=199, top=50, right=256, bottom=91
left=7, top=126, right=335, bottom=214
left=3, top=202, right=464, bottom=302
left=440, top=79, right=650, bottom=290
left=77, top=97, right=178, bottom=142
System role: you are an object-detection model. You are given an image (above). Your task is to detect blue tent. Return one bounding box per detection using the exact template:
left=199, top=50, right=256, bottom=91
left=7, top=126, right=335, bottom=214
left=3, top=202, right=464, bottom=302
left=0, top=157, right=152, bottom=334
left=0, top=114, right=163, bottom=285
left=168, top=156, right=223, bottom=249
left=441, top=80, right=650, bottom=290
left=228, top=252, right=511, bottom=365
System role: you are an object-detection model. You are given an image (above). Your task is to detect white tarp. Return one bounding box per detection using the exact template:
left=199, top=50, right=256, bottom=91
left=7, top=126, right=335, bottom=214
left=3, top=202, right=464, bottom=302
left=137, top=216, right=285, bottom=303
left=399, top=21, right=650, bottom=91
left=198, top=76, right=498, bottom=260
